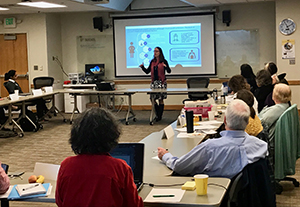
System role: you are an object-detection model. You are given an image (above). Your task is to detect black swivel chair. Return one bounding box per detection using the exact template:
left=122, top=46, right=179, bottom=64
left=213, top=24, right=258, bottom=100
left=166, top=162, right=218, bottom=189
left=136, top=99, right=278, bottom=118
left=33, top=77, right=54, bottom=118
left=183, top=77, right=210, bottom=103
left=33, top=77, right=66, bottom=122
left=223, top=158, right=276, bottom=207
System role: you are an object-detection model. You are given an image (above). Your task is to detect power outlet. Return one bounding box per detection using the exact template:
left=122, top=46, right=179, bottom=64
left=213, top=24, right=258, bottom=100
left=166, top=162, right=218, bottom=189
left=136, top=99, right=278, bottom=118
left=34, top=65, right=38, bottom=70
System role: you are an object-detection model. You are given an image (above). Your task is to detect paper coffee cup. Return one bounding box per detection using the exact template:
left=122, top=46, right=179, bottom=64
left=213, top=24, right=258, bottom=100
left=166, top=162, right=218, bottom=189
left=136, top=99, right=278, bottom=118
left=14, top=90, right=19, bottom=96
left=208, top=111, right=215, bottom=121
left=194, top=174, right=208, bottom=195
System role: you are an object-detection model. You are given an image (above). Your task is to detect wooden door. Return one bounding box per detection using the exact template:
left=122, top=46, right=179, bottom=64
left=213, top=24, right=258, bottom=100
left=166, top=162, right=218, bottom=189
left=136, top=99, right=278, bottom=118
left=0, top=33, right=29, bottom=97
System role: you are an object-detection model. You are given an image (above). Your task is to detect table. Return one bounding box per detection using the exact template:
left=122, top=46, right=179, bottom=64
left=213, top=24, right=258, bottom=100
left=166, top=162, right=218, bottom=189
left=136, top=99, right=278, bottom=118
left=138, top=121, right=230, bottom=206
left=59, top=89, right=136, bottom=125
left=0, top=91, right=66, bottom=137
left=127, top=88, right=213, bottom=125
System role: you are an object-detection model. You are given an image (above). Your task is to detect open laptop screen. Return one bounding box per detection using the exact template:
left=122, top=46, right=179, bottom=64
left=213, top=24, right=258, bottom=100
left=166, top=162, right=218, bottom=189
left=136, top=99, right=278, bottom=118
left=109, top=143, right=144, bottom=188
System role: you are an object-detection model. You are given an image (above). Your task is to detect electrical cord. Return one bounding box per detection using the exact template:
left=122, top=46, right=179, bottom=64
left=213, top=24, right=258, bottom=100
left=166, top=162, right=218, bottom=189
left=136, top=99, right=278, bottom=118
left=53, top=56, right=68, bottom=78
left=208, top=183, right=227, bottom=191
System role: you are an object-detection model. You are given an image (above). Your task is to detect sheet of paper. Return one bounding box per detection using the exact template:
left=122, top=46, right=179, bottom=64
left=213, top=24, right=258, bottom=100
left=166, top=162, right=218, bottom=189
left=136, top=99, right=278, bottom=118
left=177, top=132, right=204, bottom=138
left=0, top=185, right=13, bottom=199
left=175, top=125, right=215, bottom=132
left=201, top=130, right=217, bottom=134
left=144, top=188, right=185, bottom=203
left=152, top=156, right=160, bottom=160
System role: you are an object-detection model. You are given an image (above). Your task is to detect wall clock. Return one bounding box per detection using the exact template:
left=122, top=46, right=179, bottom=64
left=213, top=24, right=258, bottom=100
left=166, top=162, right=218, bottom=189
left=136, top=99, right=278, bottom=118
left=279, top=18, right=296, bottom=35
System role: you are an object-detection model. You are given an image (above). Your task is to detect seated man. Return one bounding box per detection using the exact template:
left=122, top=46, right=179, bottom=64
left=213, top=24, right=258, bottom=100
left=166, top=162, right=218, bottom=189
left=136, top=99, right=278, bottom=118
left=258, top=83, right=291, bottom=144
left=157, top=99, right=268, bottom=179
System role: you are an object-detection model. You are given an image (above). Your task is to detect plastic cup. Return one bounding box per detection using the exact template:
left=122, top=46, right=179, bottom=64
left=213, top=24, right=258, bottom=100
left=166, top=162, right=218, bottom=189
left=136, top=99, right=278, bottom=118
left=194, top=174, right=208, bottom=195
left=14, top=90, right=19, bottom=96
left=208, top=111, right=215, bottom=121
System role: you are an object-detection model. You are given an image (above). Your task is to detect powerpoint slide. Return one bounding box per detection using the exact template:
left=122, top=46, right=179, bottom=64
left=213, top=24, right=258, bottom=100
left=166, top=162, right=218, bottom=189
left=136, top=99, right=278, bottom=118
left=125, top=23, right=201, bottom=68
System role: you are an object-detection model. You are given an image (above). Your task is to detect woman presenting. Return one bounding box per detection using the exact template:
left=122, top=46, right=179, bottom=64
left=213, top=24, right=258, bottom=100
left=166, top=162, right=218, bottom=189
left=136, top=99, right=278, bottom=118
left=139, top=47, right=171, bottom=121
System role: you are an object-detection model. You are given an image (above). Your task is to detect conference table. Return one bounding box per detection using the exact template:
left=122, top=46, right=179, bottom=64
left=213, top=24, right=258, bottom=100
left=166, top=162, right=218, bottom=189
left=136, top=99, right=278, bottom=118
left=0, top=91, right=66, bottom=137
left=61, top=87, right=212, bottom=125
left=138, top=121, right=230, bottom=206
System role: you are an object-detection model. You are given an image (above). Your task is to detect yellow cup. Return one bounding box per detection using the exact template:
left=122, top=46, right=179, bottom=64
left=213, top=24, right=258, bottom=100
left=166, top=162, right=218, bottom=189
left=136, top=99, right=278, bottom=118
left=194, top=174, right=208, bottom=195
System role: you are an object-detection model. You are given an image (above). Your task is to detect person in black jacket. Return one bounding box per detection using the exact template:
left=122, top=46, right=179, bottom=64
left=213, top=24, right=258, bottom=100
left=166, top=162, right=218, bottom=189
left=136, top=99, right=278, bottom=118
left=254, top=69, right=274, bottom=112
left=240, top=64, right=258, bottom=93
left=4, top=70, right=48, bottom=120
left=139, top=47, right=171, bottom=121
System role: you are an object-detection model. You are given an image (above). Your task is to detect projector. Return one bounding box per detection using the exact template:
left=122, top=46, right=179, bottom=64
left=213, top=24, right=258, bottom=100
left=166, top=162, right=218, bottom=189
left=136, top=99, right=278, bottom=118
left=84, top=0, right=109, bottom=4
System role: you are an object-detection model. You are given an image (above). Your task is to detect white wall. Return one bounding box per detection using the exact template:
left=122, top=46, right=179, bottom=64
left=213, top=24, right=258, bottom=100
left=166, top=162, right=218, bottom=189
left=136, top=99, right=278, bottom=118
left=0, top=13, right=48, bottom=85
left=276, top=0, right=300, bottom=107
left=60, top=12, right=111, bottom=77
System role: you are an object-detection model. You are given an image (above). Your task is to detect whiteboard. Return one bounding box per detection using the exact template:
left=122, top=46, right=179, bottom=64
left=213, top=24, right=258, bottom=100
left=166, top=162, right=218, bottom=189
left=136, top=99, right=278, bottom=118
left=77, top=35, right=114, bottom=80
left=216, top=29, right=260, bottom=78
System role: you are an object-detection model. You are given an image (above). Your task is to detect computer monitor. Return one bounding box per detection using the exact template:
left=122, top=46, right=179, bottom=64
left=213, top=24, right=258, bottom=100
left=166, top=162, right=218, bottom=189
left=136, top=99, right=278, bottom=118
left=85, top=64, right=105, bottom=83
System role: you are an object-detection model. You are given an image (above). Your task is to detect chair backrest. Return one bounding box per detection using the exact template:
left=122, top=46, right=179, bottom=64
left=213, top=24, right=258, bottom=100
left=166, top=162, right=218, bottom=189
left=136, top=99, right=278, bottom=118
left=226, top=158, right=276, bottom=207
left=33, top=77, right=54, bottom=89
left=187, top=77, right=210, bottom=88
left=186, top=77, right=210, bottom=100
left=274, top=104, right=300, bottom=179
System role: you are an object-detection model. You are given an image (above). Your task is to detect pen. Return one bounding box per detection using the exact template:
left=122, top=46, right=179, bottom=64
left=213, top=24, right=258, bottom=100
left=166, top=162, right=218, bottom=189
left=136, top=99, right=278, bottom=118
left=153, top=195, right=175, bottom=198
left=23, top=183, right=39, bottom=191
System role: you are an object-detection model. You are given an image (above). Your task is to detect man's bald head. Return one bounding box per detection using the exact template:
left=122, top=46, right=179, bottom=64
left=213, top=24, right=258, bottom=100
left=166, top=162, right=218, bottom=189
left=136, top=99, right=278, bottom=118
left=272, top=83, right=291, bottom=104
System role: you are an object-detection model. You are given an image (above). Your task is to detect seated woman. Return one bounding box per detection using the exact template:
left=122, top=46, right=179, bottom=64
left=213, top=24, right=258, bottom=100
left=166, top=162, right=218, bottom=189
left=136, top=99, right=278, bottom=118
left=236, top=89, right=263, bottom=137
left=55, top=108, right=144, bottom=207
left=254, top=69, right=274, bottom=112
left=240, top=63, right=258, bottom=93
left=228, top=75, right=258, bottom=114
left=4, top=70, right=48, bottom=120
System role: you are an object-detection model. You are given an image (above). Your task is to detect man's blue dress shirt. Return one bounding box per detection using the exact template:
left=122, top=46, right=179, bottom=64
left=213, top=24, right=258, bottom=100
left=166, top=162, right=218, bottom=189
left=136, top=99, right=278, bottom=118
left=162, top=130, right=268, bottom=179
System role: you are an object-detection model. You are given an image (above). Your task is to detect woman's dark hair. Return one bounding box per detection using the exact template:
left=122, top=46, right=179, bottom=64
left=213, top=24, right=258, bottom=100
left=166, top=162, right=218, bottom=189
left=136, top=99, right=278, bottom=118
left=256, top=69, right=272, bottom=87
left=240, top=64, right=255, bottom=79
left=4, top=70, right=16, bottom=81
left=265, top=62, right=278, bottom=75
left=228, top=75, right=249, bottom=93
left=236, top=89, right=255, bottom=119
left=154, top=47, right=165, bottom=63
left=69, top=107, right=121, bottom=155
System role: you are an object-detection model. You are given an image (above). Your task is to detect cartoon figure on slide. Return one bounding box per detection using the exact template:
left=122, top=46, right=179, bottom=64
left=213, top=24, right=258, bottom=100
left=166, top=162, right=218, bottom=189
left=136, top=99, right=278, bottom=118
left=139, top=47, right=171, bottom=122
left=128, top=42, right=135, bottom=58
left=188, top=50, right=196, bottom=59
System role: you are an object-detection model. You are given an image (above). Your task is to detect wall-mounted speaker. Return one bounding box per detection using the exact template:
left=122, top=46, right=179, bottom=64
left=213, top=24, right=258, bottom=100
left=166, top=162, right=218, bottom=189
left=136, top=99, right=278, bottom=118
left=222, top=10, right=231, bottom=27
left=93, top=17, right=103, bottom=32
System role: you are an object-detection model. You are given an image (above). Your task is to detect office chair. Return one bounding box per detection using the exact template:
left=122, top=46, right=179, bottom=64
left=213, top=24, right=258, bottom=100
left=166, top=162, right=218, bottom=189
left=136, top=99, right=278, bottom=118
left=274, top=104, right=300, bottom=194
left=3, top=82, right=40, bottom=133
left=224, top=159, right=275, bottom=207
left=33, top=77, right=54, bottom=118
left=33, top=76, right=66, bottom=122
left=33, top=76, right=54, bottom=90
left=182, top=77, right=210, bottom=104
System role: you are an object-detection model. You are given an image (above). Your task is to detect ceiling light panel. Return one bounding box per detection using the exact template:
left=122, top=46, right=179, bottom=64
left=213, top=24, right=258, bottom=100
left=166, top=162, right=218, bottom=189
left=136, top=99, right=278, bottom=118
left=0, top=7, right=9, bottom=10
left=17, top=1, right=67, bottom=8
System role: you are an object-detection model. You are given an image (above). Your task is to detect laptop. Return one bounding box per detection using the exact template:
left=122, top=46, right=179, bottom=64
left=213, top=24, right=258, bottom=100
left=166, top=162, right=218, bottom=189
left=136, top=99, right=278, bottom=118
left=110, top=143, right=144, bottom=191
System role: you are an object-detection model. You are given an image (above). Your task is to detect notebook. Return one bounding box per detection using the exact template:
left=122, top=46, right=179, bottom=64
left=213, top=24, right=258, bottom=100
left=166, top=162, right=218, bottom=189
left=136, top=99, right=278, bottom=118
left=15, top=183, right=46, bottom=197
left=110, top=143, right=144, bottom=191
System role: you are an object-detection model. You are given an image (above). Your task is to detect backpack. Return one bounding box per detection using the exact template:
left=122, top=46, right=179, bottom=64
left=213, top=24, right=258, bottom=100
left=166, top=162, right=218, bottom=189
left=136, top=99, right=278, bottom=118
left=19, top=110, right=40, bottom=132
